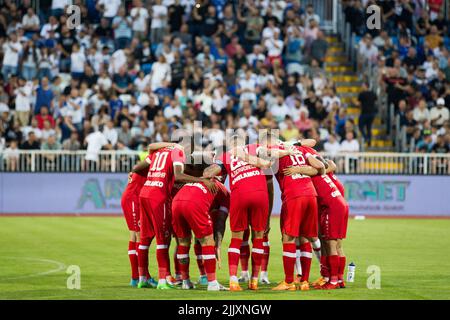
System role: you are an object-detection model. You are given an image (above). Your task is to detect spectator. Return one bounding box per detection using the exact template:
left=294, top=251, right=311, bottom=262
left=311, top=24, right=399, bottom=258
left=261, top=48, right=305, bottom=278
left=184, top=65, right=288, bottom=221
left=41, top=134, right=61, bottom=150
left=310, top=31, right=328, bottom=67
left=2, top=32, right=22, bottom=80
left=14, top=77, right=32, bottom=127
left=356, top=82, right=378, bottom=146
left=151, top=0, right=168, bottom=44
left=4, top=140, right=19, bottom=171
left=324, top=134, right=341, bottom=156
left=340, top=131, right=360, bottom=153
left=35, top=77, right=54, bottom=114
left=62, top=131, right=81, bottom=151
left=20, top=131, right=40, bottom=150
left=413, top=99, right=431, bottom=124
left=430, top=98, right=450, bottom=127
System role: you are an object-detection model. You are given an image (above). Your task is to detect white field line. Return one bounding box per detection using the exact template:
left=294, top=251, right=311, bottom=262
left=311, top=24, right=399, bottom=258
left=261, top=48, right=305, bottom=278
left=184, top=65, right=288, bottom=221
left=0, top=257, right=66, bottom=281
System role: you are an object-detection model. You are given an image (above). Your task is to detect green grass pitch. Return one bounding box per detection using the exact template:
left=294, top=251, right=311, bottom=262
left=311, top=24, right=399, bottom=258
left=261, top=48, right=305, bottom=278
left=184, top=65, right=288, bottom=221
left=0, top=217, right=450, bottom=300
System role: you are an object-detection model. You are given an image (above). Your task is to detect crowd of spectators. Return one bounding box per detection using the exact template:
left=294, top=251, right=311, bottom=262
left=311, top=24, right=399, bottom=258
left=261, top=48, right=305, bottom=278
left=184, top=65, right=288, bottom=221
left=344, top=0, right=450, bottom=154
left=0, top=0, right=370, bottom=171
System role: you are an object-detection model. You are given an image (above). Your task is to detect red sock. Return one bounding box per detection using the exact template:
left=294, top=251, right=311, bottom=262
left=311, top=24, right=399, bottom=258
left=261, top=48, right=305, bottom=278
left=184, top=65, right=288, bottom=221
left=176, top=245, right=190, bottom=280
left=137, top=238, right=151, bottom=279
left=338, top=256, right=346, bottom=281
left=251, top=238, right=264, bottom=279
left=239, top=241, right=250, bottom=272
left=261, top=235, right=270, bottom=272
left=194, top=243, right=205, bottom=276
left=328, top=255, right=339, bottom=285
left=282, top=243, right=296, bottom=283
left=128, top=241, right=139, bottom=279
left=156, top=243, right=170, bottom=280
left=173, top=245, right=181, bottom=278
left=320, top=255, right=330, bottom=278
left=228, top=238, right=243, bottom=278
left=300, top=242, right=312, bottom=282
left=202, top=245, right=216, bottom=282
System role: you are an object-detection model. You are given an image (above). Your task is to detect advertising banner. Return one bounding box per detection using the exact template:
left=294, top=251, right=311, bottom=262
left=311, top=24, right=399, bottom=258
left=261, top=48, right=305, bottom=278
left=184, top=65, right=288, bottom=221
left=0, top=173, right=449, bottom=216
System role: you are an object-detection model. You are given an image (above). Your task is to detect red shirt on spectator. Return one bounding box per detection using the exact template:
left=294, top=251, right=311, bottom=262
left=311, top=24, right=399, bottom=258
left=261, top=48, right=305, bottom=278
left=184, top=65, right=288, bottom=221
left=36, top=114, right=56, bottom=129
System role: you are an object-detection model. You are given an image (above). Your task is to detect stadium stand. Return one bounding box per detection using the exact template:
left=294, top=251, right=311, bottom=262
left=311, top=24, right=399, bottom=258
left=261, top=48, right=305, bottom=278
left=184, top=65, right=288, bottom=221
left=0, top=0, right=449, bottom=174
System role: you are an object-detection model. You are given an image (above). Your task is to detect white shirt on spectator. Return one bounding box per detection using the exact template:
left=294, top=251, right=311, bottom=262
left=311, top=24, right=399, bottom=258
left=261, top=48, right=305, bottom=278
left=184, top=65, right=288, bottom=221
left=151, top=5, right=168, bottom=29
left=40, top=22, right=59, bottom=38
left=130, top=7, right=149, bottom=32
left=340, top=139, right=360, bottom=152
left=2, top=41, right=23, bottom=67
left=150, top=62, right=171, bottom=90
left=103, top=126, right=118, bottom=146
left=262, top=26, right=280, bottom=40
left=264, top=38, right=284, bottom=57
left=238, top=116, right=259, bottom=128
left=324, top=140, right=341, bottom=156
left=98, top=0, right=121, bottom=18
left=238, top=78, right=257, bottom=102
left=109, top=49, right=127, bottom=74
left=52, top=0, right=71, bottom=10
left=85, top=131, right=109, bottom=161
left=413, top=107, right=430, bottom=123
left=22, top=126, right=42, bottom=139
left=22, top=14, right=40, bottom=29
left=164, top=105, right=183, bottom=119
left=430, top=107, right=450, bottom=126
left=270, top=103, right=290, bottom=122
left=97, top=76, right=112, bottom=92
left=14, top=83, right=33, bottom=112
left=70, top=51, right=86, bottom=73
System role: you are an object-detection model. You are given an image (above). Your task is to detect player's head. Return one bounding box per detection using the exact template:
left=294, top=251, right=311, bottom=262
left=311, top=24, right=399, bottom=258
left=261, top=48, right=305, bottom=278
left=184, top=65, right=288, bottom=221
left=259, top=130, right=279, bottom=147
left=227, top=134, right=245, bottom=150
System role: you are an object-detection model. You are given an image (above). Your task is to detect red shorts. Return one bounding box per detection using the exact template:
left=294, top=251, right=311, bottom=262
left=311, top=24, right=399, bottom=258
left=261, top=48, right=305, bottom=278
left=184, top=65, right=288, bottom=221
left=280, top=196, right=318, bottom=238
left=121, top=194, right=140, bottom=232
left=139, top=196, right=171, bottom=243
left=319, top=197, right=349, bottom=240
left=172, top=200, right=213, bottom=239
left=229, top=190, right=269, bottom=232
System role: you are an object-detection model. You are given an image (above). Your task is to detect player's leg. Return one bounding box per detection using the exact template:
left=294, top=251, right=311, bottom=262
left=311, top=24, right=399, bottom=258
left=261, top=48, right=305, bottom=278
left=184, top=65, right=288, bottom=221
left=295, top=237, right=302, bottom=281
left=298, top=196, right=319, bottom=290
left=170, top=238, right=182, bottom=286
left=319, top=239, right=340, bottom=290
left=248, top=192, right=269, bottom=290
left=238, top=229, right=250, bottom=283
left=273, top=197, right=300, bottom=291
left=194, top=239, right=207, bottom=285
left=198, top=234, right=227, bottom=291
left=150, top=200, right=174, bottom=289
left=128, top=231, right=139, bottom=287
left=122, top=196, right=140, bottom=287
left=177, top=236, right=194, bottom=290
left=228, top=197, right=247, bottom=291
left=137, top=197, right=155, bottom=288
left=259, top=231, right=271, bottom=284
left=337, top=239, right=346, bottom=288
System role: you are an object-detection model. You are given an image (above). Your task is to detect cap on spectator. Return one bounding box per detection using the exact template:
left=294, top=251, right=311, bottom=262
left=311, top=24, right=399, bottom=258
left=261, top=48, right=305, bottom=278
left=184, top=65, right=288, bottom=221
left=437, top=98, right=445, bottom=106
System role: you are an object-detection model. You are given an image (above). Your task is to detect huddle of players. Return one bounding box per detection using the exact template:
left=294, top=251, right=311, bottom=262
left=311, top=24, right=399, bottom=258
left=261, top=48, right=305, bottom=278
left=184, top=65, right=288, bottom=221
left=120, top=132, right=349, bottom=291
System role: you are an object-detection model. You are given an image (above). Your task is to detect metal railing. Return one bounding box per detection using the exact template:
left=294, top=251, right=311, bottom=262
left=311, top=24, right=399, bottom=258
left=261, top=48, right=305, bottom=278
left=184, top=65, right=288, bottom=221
left=0, top=150, right=140, bottom=173
left=1, top=150, right=450, bottom=175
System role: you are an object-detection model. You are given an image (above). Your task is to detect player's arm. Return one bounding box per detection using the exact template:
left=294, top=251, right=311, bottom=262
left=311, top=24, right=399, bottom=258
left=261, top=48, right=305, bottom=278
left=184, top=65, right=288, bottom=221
left=283, top=165, right=319, bottom=177
left=131, top=159, right=150, bottom=174
left=203, top=164, right=222, bottom=178
left=174, top=163, right=218, bottom=193
left=295, top=139, right=317, bottom=148
left=232, top=147, right=272, bottom=169
left=148, top=142, right=178, bottom=153
left=305, top=153, right=326, bottom=175
left=213, top=208, right=228, bottom=251
left=265, top=175, right=274, bottom=234
left=325, top=159, right=337, bottom=174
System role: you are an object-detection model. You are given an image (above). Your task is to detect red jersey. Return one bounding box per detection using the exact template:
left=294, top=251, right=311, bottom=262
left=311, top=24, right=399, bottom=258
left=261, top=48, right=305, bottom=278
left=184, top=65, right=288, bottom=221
left=139, top=146, right=186, bottom=199
left=273, top=145, right=317, bottom=201
left=328, top=172, right=345, bottom=197
left=123, top=172, right=147, bottom=198
left=215, top=144, right=267, bottom=193
left=173, top=180, right=230, bottom=214
left=299, top=146, right=341, bottom=201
